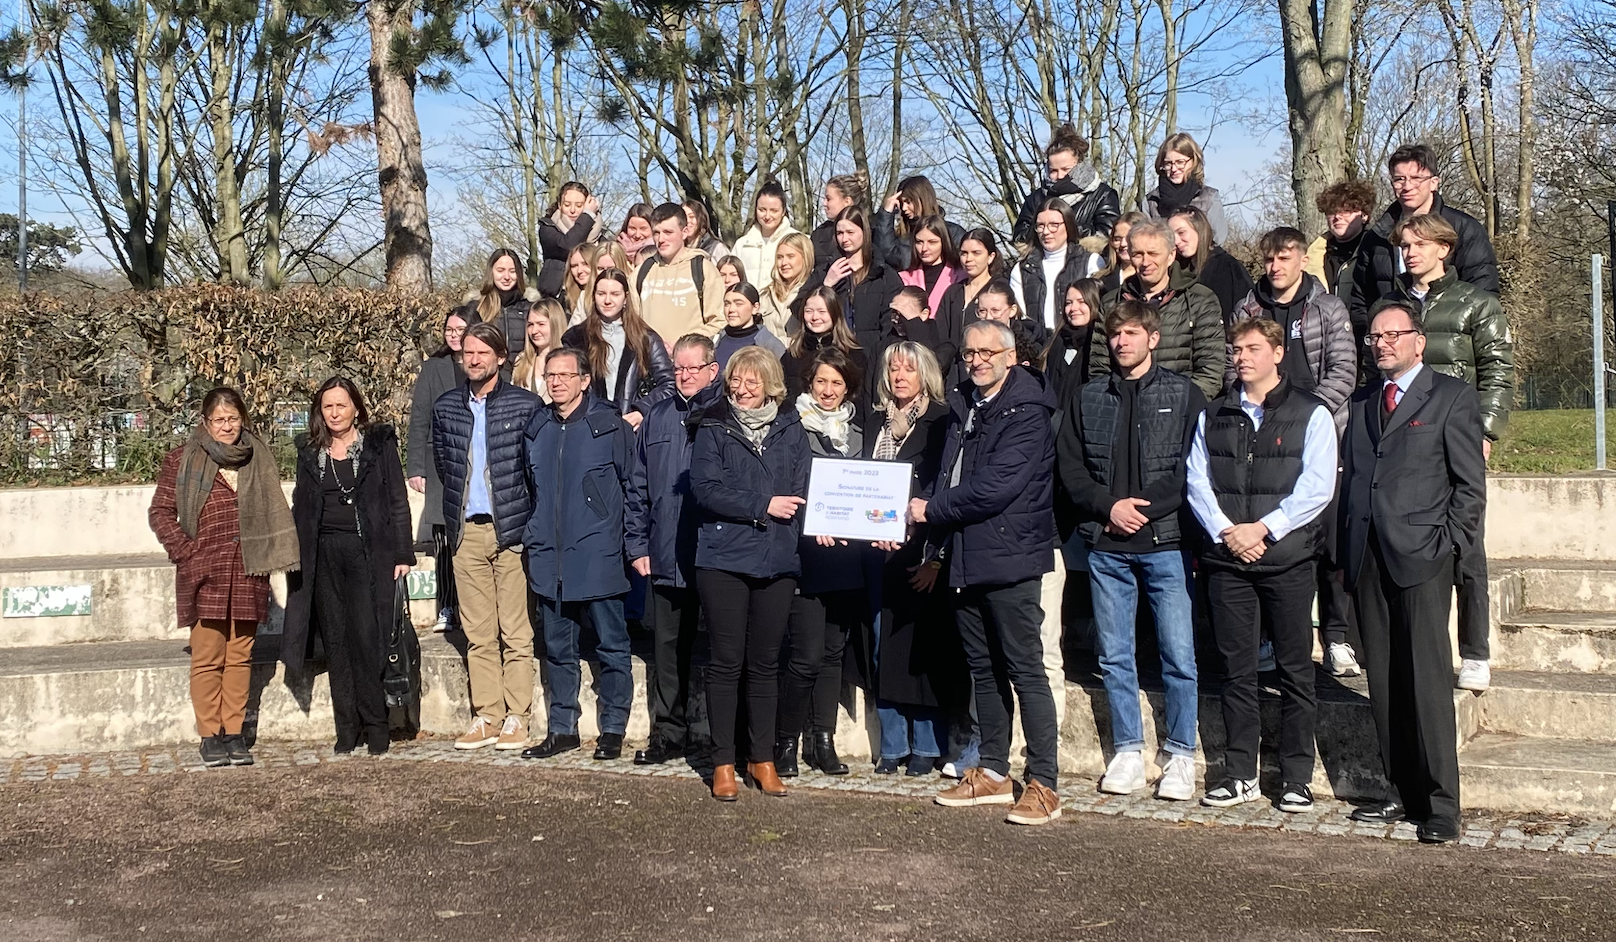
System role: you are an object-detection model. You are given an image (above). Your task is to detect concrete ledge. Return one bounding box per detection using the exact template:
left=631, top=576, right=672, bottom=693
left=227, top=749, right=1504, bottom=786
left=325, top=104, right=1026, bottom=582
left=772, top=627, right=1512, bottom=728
left=0, top=555, right=181, bottom=647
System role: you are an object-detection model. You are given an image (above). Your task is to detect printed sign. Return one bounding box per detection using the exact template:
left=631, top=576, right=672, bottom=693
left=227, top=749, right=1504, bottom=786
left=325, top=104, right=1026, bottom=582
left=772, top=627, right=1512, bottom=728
left=3, top=584, right=93, bottom=617
left=802, top=457, right=911, bottom=543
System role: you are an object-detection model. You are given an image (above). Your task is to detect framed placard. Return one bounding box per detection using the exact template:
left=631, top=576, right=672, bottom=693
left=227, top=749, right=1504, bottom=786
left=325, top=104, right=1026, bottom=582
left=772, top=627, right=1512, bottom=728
left=802, top=457, right=910, bottom=543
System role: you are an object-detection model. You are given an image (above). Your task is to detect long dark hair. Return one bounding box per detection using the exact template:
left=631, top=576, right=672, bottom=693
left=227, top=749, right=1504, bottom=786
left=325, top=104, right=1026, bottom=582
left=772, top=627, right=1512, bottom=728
left=305, top=376, right=371, bottom=450
left=894, top=175, right=945, bottom=239
left=959, top=228, right=1006, bottom=280
left=584, top=268, right=654, bottom=393
left=477, top=248, right=527, bottom=323
left=1035, top=197, right=1080, bottom=250
left=903, top=214, right=961, bottom=272
left=834, top=205, right=875, bottom=285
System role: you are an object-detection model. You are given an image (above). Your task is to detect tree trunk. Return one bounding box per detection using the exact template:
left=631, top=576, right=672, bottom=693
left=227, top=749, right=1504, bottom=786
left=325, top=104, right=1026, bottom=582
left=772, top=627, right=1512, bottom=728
left=263, top=0, right=288, bottom=290
left=840, top=0, right=870, bottom=192
left=367, top=0, right=434, bottom=293
left=206, top=19, right=250, bottom=285
left=1503, top=0, right=1535, bottom=243
left=1277, top=0, right=1351, bottom=233
left=886, top=1, right=910, bottom=199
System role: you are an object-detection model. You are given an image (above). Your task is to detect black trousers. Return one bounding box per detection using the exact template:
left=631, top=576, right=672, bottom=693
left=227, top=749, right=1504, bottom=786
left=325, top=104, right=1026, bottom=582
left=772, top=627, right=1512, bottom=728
left=697, top=569, right=795, bottom=767
left=954, top=578, right=1059, bottom=790
left=779, top=590, right=859, bottom=739
left=1316, top=483, right=1356, bottom=648
left=1209, top=561, right=1318, bottom=783
left=432, top=524, right=459, bottom=612
left=1354, top=527, right=1461, bottom=822
left=315, top=533, right=387, bottom=744
left=1456, top=516, right=1489, bottom=661
left=647, top=584, right=704, bottom=748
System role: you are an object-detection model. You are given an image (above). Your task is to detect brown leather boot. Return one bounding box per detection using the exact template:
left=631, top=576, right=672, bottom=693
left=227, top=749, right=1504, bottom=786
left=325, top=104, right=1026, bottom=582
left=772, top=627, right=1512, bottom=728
left=711, top=764, right=739, bottom=802
left=747, top=761, right=788, bottom=797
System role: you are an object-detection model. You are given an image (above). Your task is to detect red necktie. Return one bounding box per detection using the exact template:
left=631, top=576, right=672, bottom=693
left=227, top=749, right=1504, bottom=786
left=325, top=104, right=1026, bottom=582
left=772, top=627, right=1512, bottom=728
left=1382, top=382, right=1398, bottom=414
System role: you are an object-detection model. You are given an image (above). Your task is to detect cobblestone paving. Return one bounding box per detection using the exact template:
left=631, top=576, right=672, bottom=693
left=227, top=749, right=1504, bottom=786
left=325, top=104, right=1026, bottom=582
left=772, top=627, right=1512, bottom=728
left=7, top=737, right=1610, bottom=855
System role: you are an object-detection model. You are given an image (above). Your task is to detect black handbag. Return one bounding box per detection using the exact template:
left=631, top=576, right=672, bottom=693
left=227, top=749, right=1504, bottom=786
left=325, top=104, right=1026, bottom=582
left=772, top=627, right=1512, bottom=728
left=384, top=576, right=423, bottom=736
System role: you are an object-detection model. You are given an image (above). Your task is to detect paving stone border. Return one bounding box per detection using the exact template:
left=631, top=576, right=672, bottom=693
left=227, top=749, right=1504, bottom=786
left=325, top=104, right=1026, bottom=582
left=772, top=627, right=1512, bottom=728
left=6, top=738, right=1610, bottom=855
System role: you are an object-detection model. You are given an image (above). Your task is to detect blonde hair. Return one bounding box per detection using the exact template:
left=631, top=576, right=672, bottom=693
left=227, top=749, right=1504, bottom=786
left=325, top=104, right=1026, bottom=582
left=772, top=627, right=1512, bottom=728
left=1155, top=132, right=1207, bottom=185
left=512, top=299, right=567, bottom=391
left=564, top=244, right=599, bottom=312
left=876, top=341, right=945, bottom=409
left=1392, top=212, right=1459, bottom=249
left=770, top=232, right=815, bottom=302
left=724, top=345, right=787, bottom=405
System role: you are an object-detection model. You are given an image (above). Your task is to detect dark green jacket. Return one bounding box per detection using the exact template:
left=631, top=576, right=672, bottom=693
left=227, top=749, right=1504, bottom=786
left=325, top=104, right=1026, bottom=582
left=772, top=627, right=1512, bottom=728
left=1380, top=269, right=1514, bottom=441
left=1093, top=264, right=1227, bottom=399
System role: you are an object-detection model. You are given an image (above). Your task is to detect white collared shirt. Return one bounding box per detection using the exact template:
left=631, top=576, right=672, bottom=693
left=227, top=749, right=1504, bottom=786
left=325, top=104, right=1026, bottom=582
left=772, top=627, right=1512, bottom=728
left=1186, top=387, right=1339, bottom=544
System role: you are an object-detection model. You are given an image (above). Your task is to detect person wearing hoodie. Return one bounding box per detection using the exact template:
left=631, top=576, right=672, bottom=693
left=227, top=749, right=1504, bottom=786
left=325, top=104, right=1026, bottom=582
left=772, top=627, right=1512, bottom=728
left=1010, top=198, right=1101, bottom=332
left=626, top=334, right=725, bottom=766
left=874, top=175, right=967, bottom=271
left=714, top=283, right=787, bottom=368
left=637, top=202, right=725, bottom=343
left=536, top=182, right=602, bottom=299
left=1351, top=143, right=1499, bottom=325
left=918, top=319, right=1062, bottom=826
left=731, top=181, right=799, bottom=288
left=1142, top=133, right=1229, bottom=244
left=1012, top=124, right=1122, bottom=248
left=1091, top=219, right=1226, bottom=399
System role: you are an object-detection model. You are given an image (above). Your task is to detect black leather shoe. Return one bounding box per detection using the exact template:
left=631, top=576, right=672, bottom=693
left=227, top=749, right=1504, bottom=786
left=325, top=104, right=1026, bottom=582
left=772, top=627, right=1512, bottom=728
left=874, top=756, right=902, bottom=774
left=633, top=738, right=683, bottom=765
left=810, top=731, right=849, bottom=775
left=905, top=754, right=938, bottom=777
left=593, top=733, right=624, bottom=760
left=223, top=734, right=255, bottom=766
left=774, top=737, right=800, bottom=778
left=521, top=733, right=581, bottom=760
left=199, top=735, right=231, bottom=768
left=366, top=727, right=390, bottom=756
left=1418, top=815, right=1461, bottom=844
left=1349, top=800, right=1406, bottom=824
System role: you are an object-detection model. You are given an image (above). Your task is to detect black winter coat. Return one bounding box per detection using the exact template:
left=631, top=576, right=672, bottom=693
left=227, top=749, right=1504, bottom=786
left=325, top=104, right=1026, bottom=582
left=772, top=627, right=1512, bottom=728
left=804, top=260, right=903, bottom=357
left=1013, top=245, right=1097, bottom=331
left=690, top=399, right=811, bottom=579
left=881, top=310, right=960, bottom=382
left=1351, top=194, right=1500, bottom=322
left=796, top=422, right=869, bottom=596
left=536, top=213, right=598, bottom=299
left=1012, top=175, right=1122, bottom=245
left=626, top=381, right=723, bottom=589
left=1189, top=249, right=1254, bottom=326
left=559, top=323, right=677, bottom=417
left=282, top=426, right=417, bottom=670
left=521, top=394, right=636, bottom=602
left=406, top=351, right=465, bottom=540
left=781, top=331, right=870, bottom=409
left=432, top=378, right=544, bottom=550
left=926, top=366, right=1057, bottom=587
left=481, top=296, right=533, bottom=364
left=809, top=220, right=838, bottom=272
left=1094, top=265, right=1227, bottom=398
left=873, top=209, right=967, bottom=272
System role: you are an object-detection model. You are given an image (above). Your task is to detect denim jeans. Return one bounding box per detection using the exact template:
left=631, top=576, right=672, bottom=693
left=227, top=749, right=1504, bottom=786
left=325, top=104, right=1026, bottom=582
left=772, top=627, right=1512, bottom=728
left=876, top=702, right=945, bottom=759
left=539, top=595, right=632, bottom=737
left=1087, top=549, right=1198, bottom=757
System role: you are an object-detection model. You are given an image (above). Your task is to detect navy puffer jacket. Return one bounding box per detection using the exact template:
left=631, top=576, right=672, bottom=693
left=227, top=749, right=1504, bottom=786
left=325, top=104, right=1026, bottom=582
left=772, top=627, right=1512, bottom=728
left=432, top=378, right=543, bottom=550
left=522, top=394, right=637, bottom=602
left=626, top=380, right=724, bottom=588
left=926, top=365, right=1057, bottom=588
left=690, top=398, right=811, bottom=579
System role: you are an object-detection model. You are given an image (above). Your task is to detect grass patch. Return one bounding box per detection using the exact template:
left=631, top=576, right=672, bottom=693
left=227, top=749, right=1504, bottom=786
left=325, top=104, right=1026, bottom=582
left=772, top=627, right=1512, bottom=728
left=1494, top=410, right=1616, bottom=474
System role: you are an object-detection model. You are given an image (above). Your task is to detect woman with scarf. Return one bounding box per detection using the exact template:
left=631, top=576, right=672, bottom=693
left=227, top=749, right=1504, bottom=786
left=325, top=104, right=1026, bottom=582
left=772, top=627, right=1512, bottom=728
left=407, top=308, right=468, bottom=633
left=865, top=342, right=960, bottom=776
left=283, top=377, right=415, bottom=755
left=1142, top=132, right=1229, bottom=244
left=758, top=232, right=815, bottom=342
left=690, top=345, right=811, bottom=800
left=536, top=182, right=602, bottom=298
left=1011, top=124, right=1123, bottom=247
left=775, top=346, right=867, bottom=778
left=473, top=248, right=536, bottom=358
left=148, top=387, right=299, bottom=768
left=714, top=283, right=786, bottom=368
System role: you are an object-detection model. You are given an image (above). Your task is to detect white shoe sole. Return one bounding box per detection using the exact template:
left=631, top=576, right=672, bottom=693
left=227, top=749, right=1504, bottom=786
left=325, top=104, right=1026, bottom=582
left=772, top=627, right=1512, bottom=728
left=1157, top=784, right=1195, bottom=801
left=494, top=740, right=528, bottom=751
left=1456, top=679, right=1490, bottom=692
left=935, top=791, right=1016, bottom=807
left=1099, top=775, right=1145, bottom=795
left=1006, top=806, right=1062, bottom=825
left=454, top=736, right=499, bottom=750
left=1277, top=800, right=1314, bottom=813
left=1200, top=790, right=1262, bottom=808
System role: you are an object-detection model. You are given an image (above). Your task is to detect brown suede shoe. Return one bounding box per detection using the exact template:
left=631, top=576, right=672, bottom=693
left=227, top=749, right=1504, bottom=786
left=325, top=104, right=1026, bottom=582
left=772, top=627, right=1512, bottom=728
left=1005, top=780, right=1062, bottom=826
left=934, top=767, right=1016, bottom=807
left=711, top=764, right=739, bottom=802
left=747, top=761, right=788, bottom=797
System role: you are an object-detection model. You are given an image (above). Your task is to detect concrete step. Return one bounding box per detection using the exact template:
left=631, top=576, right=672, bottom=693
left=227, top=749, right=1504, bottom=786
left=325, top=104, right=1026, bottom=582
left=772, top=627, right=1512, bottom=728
left=1478, top=671, right=1616, bottom=743
left=1460, top=732, right=1616, bottom=817
left=0, top=554, right=183, bottom=647
left=1493, top=610, right=1616, bottom=674
left=1495, top=560, right=1616, bottom=614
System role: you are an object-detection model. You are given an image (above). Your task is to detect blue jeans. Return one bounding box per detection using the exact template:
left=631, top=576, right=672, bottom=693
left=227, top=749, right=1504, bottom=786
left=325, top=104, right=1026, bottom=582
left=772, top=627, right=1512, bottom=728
left=876, top=702, right=945, bottom=760
left=1087, top=549, right=1198, bottom=757
left=539, top=595, right=632, bottom=736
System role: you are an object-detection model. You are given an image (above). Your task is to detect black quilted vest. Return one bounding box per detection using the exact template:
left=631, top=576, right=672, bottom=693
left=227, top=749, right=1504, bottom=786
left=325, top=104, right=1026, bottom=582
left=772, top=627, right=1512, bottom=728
left=1077, top=365, right=1193, bottom=546
left=1202, top=377, right=1324, bottom=573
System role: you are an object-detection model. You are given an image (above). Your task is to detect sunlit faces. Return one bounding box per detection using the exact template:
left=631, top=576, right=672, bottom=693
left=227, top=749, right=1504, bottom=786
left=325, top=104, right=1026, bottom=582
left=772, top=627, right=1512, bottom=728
left=898, top=195, right=918, bottom=220
left=723, top=290, right=757, bottom=328
left=559, top=188, right=587, bottom=223
left=719, top=261, right=744, bottom=288
left=320, top=386, right=358, bottom=437
left=811, top=363, right=849, bottom=412
left=568, top=248, right=593, bottom=288
left=1367, top=306, right=1426, bottom=376
left=1230, top=329, right=1283, bottom=387
left=775, top=244, right=805, bottom=283
left=1265, top=244, right=1307, bottom=294
left=1160, top=150, right=1195, bottom=185
left=490, top=254, right=519, bottom=292
left=1328, top=209, right=1367, bottom=241
left=802, top=295, right=835, bottom=334
left=623, top=215, right=653, bottom=243
left=1035, top=209, right=1068, bottom=252
left=1063, top=286, right=1092, bottom=327
left=461, top=334, right=504, bottom=384
left=891, top=294, right=926, bottom=322
left=959, top=238, right=996, bottom=279
left=443, top=315, right=468, bottom=353
left=960, top=325, right=1012, bottom=389
left=1400, top=232, right=1452, bottom=280
left=975, top=290, right=1016, bottom=324
left=595, top=252, right=618, bottom=274
left=1169, top=216, right=1199, bottom=260
left=1108, top=322, right=1160, bottom=372
left=755, top=194, right=785, bottom=235
left=672, top=346, right=718, bottom=398
left=728, top=368, right=766, bottom=408
left=543, top=350, right=590, bottom=410
left=205, top=403, right=243, bottom=446
left=1129, top=233, right=1174, bottom=290
left=913, top=228, right=944, bottom=267
left=823, top=183, right=853, bottom=220
left=1047, top=149, right=1078, bottom=182
left=1110, top=221, right=1133, bottom=269
left=525, top=309, right=553, bottom=351
left=1389, top=160, right=1440, bottom=212
left=593, top=277, right=627, bottom=322
left=652, top=216, right=685, bottom=262
left=835, top=219, right=864, bottom=254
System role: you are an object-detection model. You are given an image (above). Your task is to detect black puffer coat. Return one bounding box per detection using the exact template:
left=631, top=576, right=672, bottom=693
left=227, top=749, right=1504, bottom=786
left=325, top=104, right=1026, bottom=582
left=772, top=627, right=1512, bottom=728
left=535, top=213, right=599, bottom=299
left=431, top=378, right=543, bottom=550
left=1012, top=173, right=1122, bottom=245
left=559, top=323, right=677, bottom=417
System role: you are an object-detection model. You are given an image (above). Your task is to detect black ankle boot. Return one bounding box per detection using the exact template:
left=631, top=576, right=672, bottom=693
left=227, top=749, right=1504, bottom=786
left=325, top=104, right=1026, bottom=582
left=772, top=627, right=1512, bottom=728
left=811, top=731, right=849, bottom=775
left=774, top=737, right=800, bottom=778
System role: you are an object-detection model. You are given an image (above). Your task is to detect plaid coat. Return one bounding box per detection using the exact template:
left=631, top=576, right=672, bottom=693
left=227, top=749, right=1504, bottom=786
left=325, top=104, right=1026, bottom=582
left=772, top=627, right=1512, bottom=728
left=149, top=445, right=271, bottom=627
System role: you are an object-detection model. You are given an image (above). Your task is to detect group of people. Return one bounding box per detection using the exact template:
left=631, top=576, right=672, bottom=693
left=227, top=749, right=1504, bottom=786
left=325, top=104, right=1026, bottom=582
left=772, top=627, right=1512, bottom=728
left=146, top=130, right=1511, bottom=842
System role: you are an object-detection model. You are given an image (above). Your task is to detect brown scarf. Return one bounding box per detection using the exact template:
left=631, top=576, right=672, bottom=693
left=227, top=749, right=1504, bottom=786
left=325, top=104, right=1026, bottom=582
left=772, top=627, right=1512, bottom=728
left=875, top=396, right=928, bottom=461
left=175, top=426, right=300, bottom=575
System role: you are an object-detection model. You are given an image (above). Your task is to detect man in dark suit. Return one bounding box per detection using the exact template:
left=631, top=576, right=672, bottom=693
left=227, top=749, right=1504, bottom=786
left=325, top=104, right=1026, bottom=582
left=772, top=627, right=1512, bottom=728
left=1340, top=303, right=1487, bottom=844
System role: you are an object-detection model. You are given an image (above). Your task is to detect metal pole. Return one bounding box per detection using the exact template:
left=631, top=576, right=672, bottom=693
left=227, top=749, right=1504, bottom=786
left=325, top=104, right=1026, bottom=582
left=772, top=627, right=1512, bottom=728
left=15, top=0, right=25, bottom=293
left=1596, top=253, right=1607, bottom=472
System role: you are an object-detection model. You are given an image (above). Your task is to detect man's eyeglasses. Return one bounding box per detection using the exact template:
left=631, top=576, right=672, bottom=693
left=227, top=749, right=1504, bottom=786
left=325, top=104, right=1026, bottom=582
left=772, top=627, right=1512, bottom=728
left=1390, top=174, right=1434, bottom=188
left=544, top=371, right=584, bottom=381
left=673, top=364, right=714, bottom=375
left=1364, top=329, right=1421, bottom=347
left=960, top=347, right=1011, bottom=363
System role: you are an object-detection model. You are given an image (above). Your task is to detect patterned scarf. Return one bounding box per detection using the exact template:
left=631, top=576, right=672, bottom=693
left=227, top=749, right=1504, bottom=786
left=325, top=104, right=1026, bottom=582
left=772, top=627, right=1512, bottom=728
left=732, top=399, right=779, bottom=450
left=175, top=425, right=300, bottom=575
left=873, top=396, right=928, bottom=461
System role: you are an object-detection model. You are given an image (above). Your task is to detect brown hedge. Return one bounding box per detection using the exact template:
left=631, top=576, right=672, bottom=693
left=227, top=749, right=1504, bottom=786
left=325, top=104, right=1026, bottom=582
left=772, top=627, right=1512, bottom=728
left=0, top=286, right=458, bottom=485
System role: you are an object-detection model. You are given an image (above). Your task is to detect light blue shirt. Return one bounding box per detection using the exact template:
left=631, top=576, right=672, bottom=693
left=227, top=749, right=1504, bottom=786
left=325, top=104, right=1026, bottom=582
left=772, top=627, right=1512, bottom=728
left=464, top=388, right=493, bottom=518
left=1383, top=361, right=1424, bottom=408
left=1186, top=387, right=1339, bottom=544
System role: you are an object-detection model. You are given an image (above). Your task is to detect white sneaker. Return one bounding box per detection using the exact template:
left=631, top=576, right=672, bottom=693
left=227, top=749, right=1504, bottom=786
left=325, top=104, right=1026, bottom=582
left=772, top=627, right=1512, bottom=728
left=940, top=761, right=963, bottom=780
left=1201, top=776, right=1261, bottom=808
left=1157, top=754, right=1197, bottom=801
left=1258, top=640, right=1276, bottom=673
left=1328, top=642, right=1362, bottom=677
left=1457, top=659, right=1491, bottom=692
left=1099, top=750, right=1146, bottom=794
left=433, top=607, right=455, bottom=633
